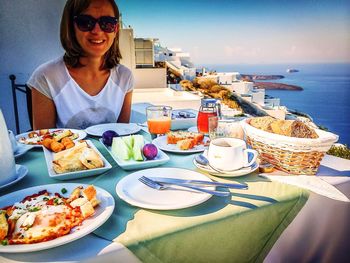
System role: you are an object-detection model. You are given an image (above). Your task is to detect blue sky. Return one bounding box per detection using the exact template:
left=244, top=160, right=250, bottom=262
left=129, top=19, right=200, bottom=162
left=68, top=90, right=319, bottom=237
left=117, top=0, right=350, bottom=64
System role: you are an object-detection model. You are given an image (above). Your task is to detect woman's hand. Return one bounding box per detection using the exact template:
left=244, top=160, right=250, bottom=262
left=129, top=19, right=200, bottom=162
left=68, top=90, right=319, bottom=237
left=32, top=88, right=56, bottom=129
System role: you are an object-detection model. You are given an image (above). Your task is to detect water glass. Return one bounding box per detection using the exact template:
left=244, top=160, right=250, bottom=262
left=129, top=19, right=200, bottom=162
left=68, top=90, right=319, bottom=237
left=0, top=110, right=17, bottom=185
left=208, top=116, right=244, bottom=140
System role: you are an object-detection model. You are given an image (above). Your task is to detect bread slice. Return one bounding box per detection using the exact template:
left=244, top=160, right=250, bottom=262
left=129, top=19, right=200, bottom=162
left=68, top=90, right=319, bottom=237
left=167, top=131, right=204, bottom=145
left=176, top=139, right=195, bottom=150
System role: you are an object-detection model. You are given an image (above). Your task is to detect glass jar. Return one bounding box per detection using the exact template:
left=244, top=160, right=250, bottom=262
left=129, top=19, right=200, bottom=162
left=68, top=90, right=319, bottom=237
left=197, top=99, right=218, bottom=133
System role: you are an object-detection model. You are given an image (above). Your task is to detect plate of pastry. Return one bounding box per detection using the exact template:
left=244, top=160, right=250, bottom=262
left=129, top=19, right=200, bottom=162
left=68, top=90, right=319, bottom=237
left=42, top=140, right=112, bottom=180
left=152, top=131, right=209, bottom=154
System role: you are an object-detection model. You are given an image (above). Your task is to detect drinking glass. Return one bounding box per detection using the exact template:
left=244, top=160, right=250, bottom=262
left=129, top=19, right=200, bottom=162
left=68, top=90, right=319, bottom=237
left=146, top=106, right=172, bottom=139
left=0, top=110, right=17, bottom=185
left=208, top=116, right=244, bottom=140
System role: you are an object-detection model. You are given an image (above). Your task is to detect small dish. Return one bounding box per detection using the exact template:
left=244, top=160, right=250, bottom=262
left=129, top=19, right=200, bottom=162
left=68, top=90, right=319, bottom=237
left=193, top=151, right=258, bottom=177
left=14, top=144, right=34, bottom=158
left=0, top=165, right=28, bottom=190
left=43, top=140, right=112, bottom=180
left=152, top=135, right=209, bottom=154
left=99, top=138, right=170, bottom=170
left=85, top=123, right=141, bottom=137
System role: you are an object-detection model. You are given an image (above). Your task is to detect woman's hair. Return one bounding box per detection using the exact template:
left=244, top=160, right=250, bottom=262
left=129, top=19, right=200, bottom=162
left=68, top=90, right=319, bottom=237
left=60, top=0, right=122, bottom=69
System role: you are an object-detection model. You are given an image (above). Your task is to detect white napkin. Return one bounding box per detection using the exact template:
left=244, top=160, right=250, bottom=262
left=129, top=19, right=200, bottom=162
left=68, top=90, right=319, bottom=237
left=259, top=174, right=350, bottom=202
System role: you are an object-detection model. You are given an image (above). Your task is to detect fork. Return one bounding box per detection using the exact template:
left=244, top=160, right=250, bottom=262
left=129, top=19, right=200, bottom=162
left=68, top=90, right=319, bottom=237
left=138, top=176, right=230, bottom=197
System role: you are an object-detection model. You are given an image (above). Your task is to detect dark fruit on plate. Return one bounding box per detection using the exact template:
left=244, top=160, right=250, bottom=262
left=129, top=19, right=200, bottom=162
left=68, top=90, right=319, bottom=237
left=102, top=130, right=119, bottom=146
left=143, top=143, right=158, bottom=160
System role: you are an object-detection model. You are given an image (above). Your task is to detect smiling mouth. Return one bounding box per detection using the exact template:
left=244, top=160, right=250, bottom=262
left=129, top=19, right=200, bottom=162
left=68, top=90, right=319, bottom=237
left=89, top=39, right=105, bottom=45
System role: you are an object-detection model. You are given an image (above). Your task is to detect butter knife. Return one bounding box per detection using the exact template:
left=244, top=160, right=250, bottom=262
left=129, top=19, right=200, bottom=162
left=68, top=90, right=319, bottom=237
left=149, top=177, right=248, bottom=189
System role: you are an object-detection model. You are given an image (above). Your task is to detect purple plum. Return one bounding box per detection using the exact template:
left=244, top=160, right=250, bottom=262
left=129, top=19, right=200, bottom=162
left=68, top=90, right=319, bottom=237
left=143, top=143, right=158, bottom=160
left=102, top=130, right=119, bottom=146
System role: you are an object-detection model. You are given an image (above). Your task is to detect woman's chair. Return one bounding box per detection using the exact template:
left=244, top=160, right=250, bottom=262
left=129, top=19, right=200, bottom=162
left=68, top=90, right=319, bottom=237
left=9, top=74, right=33, bottom=134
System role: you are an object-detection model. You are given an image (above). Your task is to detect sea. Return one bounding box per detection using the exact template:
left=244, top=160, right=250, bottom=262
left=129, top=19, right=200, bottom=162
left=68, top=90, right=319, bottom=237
left=198, top=63, right=350, bottom=146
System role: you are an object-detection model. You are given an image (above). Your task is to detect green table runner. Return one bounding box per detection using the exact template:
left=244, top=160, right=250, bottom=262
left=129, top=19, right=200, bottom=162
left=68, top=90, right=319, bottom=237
left=4, top=134, right=309, bottom=263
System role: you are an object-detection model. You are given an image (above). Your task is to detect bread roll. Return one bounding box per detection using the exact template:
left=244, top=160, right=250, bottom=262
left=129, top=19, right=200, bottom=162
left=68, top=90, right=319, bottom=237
left=291, top=121, right=319, bottom=138
left=250, top=116, right=275, bottom=132
left=250, top=117, right=319, bottom=139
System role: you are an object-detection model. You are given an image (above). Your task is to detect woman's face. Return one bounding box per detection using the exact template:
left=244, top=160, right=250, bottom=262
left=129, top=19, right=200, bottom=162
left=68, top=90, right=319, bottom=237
left=74, top=0, right=117, bottom=60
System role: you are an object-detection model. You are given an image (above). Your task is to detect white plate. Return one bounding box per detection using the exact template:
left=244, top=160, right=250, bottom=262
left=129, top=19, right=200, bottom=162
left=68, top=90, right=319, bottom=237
left=16, top=129, right=87, bottom=148
left=152, top=135, right=209, bottom=154
left=14, top=144, right=34, bottom=158
left=116, top=167, right=214, bottom=210
left=85, top=123, right=141, bottom=137
left=193, top=151, right=259, bottom=177
left=99, top=138, right=169, bottom=171
left=0, top=183, right=114, bottom=253
left=43, top=140, right=112, bottom=180
left=0, top=165, right=28, bottom=190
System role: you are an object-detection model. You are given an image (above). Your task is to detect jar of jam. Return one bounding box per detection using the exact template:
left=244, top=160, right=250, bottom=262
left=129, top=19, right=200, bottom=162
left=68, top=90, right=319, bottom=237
left=197, top=99, right=220, bottom=133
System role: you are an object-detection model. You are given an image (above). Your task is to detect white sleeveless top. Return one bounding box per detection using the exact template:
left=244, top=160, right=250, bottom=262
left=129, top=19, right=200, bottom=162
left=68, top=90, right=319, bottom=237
left=27, top=57, right=134, bottom=129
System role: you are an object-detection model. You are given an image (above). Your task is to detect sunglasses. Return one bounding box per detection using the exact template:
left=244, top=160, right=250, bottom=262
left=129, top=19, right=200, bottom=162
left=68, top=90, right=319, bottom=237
left=74, top=15, right=118, bottom=33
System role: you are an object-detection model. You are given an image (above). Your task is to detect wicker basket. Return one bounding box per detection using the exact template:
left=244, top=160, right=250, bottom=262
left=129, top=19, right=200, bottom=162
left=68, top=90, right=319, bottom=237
left=241, top=119, right=339, bottom=175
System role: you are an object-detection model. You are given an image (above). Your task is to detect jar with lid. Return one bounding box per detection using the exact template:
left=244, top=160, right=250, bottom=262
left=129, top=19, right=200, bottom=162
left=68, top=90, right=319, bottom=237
left=197, top=98, right=220, bottom=133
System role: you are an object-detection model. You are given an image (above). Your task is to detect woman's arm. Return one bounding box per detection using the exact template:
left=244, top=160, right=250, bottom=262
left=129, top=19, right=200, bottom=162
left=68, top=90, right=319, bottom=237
left=31, top=88, right=57, bottom=129
left=117, top=91, right=133, bottom=123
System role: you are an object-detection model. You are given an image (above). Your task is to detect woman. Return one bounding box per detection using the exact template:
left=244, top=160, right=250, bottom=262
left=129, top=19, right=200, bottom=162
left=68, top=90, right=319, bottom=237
left=27, top=0, right=133, bottom=130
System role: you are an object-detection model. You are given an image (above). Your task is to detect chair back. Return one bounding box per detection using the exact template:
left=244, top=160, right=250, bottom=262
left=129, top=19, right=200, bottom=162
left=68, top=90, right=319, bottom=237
left=9, top=74, right=33, bottom=134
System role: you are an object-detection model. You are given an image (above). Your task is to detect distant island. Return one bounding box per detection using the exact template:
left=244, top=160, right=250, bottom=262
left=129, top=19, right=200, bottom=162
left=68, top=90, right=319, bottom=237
left=254, top=82, right=303, bottom=91
left=241, top=74, right=303, bottom=91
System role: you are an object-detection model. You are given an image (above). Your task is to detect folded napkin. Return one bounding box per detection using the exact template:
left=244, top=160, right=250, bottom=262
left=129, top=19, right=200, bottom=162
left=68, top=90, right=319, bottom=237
left=259, top=174, right=350, bottom=202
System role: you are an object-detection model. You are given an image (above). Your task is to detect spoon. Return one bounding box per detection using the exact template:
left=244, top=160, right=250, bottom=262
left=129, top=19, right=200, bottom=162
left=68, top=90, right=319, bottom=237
left=195, top=154, right=238, bottom=174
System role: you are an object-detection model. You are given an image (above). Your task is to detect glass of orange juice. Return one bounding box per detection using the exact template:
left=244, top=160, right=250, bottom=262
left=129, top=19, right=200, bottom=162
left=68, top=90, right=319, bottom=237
left=146, top=106, right=172, bottom=138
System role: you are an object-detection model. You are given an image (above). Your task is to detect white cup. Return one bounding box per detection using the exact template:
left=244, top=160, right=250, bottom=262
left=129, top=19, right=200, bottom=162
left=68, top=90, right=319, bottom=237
left=207, top=137, right=258, bottom=171
left=0, top=110, right=17, bottom=185
left=8, top=130, right=19, bottom=153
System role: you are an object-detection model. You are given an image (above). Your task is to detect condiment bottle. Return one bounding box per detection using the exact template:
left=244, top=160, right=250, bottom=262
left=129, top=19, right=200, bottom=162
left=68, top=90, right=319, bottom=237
left=197, top=98, right=218, bottom=133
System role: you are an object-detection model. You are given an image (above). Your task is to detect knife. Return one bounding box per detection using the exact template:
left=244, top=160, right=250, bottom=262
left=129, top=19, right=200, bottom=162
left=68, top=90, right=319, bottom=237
left=259, top=174, right=350, bottom=202
left=149, top=177, right=248, bottom=189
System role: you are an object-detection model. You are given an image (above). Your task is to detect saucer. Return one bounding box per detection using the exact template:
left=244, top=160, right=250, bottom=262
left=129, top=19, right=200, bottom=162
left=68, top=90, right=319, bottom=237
left=193, top=152, right=258, bottom=177
left=0, top=165, right=28, bottom=190
left=14, top=144, right=34, bottom=158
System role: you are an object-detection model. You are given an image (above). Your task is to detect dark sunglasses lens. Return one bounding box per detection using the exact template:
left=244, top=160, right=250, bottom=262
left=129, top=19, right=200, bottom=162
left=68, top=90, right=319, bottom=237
left=99, top=17, right=118, bottom=33
left=75, top=15, right=96, bottom=32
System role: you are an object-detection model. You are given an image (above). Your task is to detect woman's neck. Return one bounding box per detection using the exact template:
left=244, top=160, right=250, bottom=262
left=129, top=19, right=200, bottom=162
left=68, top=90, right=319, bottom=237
left=79, top=56, right=106, bottom=74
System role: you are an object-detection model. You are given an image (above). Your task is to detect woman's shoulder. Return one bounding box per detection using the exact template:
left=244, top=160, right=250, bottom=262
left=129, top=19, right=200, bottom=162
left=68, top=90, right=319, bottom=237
left=31, top=57, right=66, bottom=78
left=113, top=64, right=133, bottom=78
left=110, top=64, right=134, bottom=92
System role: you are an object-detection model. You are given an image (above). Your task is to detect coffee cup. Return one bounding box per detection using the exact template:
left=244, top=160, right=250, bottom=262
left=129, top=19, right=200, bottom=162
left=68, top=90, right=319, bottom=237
left=207, top=137, right=258, bottom=171
left=0, top=111, right=17, bottom=185
left=8, top=130, right=19, bottom=153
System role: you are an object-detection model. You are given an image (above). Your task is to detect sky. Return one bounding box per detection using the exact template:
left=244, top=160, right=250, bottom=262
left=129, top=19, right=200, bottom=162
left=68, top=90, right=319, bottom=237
left=117, top=0, right=350, bottom=65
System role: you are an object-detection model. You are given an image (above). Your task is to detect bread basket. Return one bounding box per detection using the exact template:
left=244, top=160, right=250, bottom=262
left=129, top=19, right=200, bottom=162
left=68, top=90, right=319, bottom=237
left=241, top=118, right=339, bottom=175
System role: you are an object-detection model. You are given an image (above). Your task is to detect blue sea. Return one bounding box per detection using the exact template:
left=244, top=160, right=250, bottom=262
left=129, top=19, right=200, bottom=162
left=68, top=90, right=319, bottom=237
left=198, top=63, right=350, bottom=146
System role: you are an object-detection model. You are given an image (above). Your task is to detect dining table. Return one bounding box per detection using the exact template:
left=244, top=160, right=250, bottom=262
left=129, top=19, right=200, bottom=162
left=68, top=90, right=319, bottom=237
left=1, top=106, right=349, bottom=263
